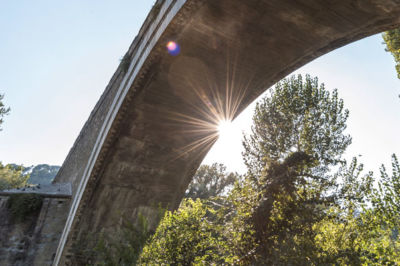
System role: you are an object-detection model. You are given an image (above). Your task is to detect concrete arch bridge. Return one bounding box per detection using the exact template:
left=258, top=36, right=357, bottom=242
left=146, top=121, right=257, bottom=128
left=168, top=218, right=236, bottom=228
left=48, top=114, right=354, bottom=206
left=47, top=0, right=400, bottom=264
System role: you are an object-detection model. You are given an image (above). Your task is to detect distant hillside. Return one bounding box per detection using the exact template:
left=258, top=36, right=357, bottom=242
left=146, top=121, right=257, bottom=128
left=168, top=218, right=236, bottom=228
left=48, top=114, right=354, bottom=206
left=24, top=164, right=60, bottom=185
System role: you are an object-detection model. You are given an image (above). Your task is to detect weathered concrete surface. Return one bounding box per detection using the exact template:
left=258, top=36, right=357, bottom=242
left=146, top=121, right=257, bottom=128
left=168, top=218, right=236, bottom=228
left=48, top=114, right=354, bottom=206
left=0, top=183, right=72, bottom=199
left=31, top=198, right=71, bottom=265
left=52, top=0, right=400, bottom=264
left=0, top=196, right=70, bottom=266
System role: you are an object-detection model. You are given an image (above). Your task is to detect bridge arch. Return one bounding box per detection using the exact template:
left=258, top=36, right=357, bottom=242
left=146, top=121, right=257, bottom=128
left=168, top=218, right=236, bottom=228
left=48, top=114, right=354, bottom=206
left=53, top=0, right=400, bottom=264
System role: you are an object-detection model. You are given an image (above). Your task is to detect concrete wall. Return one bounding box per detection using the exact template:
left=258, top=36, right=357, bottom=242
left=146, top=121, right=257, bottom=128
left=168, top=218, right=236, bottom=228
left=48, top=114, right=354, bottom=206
left=0, top=196, right=70, bottom=266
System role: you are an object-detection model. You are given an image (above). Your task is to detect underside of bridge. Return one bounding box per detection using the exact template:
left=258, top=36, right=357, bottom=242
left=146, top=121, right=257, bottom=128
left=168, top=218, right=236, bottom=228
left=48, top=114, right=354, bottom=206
left=52, top=0, right=400, bottom=264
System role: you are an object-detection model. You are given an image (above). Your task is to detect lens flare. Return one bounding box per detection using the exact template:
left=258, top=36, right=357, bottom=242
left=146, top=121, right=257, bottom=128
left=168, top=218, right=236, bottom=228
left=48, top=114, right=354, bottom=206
left=217, top=120, right=234, bottom=138
left=164, top=51, right=253, bottom=162
left=166, top=41, right=180, bottom=56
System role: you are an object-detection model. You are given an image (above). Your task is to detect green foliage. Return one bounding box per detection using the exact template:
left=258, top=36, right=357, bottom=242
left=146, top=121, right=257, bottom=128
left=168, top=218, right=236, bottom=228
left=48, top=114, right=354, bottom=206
left=0, top=163, right=59, bottom=191
left=360, top=154, right=400, bottom=264
left=374, top=154, right=400, bottom=226
left=243, top=74, right=351, bottom=178
left=0, top=163, right=29, bottom=190
left=249, top=153, right=327, bottom=264
left=223, top=179, right=258, bottom=263
left=139, top=199, right=232, bottom=265
left=314, top=156, right=400, bottom=265
left=314, top=158, right=371, bottom=264
left=185, top=163, right=238, bottom=199
left=238, top=74, right=351, bottom=263
left=383, top=29, right=400, bottom=79
left=95, top=215, right=151, bottom=266
left=6, top=194, right=43, bottom=222
left=0, top=93, right=10, bottom=131
left=335, top=157, right=373, bottom=213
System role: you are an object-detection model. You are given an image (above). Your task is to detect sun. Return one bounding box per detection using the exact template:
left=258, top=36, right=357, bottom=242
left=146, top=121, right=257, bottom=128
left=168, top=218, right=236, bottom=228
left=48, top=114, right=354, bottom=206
left=217, top=120, right=234, bottom=138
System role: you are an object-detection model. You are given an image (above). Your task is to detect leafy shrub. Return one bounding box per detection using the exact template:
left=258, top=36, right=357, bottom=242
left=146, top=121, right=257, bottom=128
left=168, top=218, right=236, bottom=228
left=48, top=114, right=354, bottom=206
left=7, top=194, right=43, bottom=222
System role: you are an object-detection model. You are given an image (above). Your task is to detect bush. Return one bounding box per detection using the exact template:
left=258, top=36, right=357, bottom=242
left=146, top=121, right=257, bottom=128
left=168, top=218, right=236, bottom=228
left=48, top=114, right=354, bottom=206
left=7, top=194, right=43, bottom=222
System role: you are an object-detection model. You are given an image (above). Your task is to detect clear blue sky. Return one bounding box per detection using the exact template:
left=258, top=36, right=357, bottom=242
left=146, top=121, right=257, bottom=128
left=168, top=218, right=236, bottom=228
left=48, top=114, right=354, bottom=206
left=1, top=1, right=399, bottom=176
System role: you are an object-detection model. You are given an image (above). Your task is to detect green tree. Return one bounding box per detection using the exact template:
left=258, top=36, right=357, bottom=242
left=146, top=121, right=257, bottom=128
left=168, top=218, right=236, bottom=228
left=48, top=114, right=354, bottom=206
left=139, top=199, right=232, bottom=265
left=243, top=74, right=351, bottom=180
left=314, top=158, right=373, bottom=264
left=315, top=155, right=400, bottom=265
left=238, top=74, right=352, bottom=264
left=0, top=93, right=10, bottom=131
left=362, top=154, right=400, bottom=264
left=185, top=163, right=238, bottom=199
left=383, top=29, right=400, bottom=79
left=0, top=163, right=29, bottom=190
left=0, top=93, right=26, bottom=191
left=374, top=154, right=400, bottom=226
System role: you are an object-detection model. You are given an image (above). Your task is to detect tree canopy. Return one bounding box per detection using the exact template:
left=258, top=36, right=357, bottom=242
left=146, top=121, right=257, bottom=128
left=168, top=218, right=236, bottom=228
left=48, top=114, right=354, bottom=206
left=236, top=74, right=352, bottom=264
left=0, top=95, right=31, bottom=191
left=0, top=93, right=10, bottom=131
left=243, top=74, right=351, bottom=180
left=185, top=163, right=238, bottom=199
left=0, top=163, right=28, bottom=190
left=383, top=29, right=400, bottom=79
